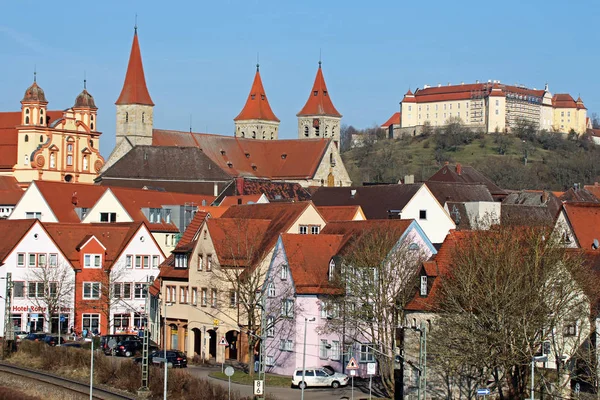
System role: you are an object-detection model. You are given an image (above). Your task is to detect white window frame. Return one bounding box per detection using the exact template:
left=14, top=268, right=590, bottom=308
left=267, top=282, right=275, bottom=297
left=17, top=253, right=25, bottom=268
left=420, top=276, right=428, bottom=296
left=281, top=264, right=288, bottom=280
left=299, top=225, right=308, bottom=235
left=83, top=282, right=101, bottom=300
left=152, top=255, right=159, bottom=269
left=266, top=355, right=274, bottom=366
left=331, top=340, right=340, bottom=360
left=359, top=344, right=375, bottom=363
left=267, top=316, right=275, bottom=337
left=84, top=254, right=102, bottom=269
left=320, top=339, right=329, bottom=359
left=211, top=288, right=218, bottom=307
left=311, top=225, right=320, bottom=235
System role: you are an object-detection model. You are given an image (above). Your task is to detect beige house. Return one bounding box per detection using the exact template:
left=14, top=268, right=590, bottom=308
left=157, top=202, right=327, bottom=360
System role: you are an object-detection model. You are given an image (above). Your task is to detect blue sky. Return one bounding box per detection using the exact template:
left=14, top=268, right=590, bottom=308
left=1, top=0, right=598, bottom=157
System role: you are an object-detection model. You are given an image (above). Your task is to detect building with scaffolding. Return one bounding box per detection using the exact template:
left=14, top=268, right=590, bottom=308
left=387, top=81, right=586, bottom=136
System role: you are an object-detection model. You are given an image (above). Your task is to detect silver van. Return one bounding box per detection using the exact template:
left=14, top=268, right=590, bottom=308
left=292, top=367, right=349, bottom=389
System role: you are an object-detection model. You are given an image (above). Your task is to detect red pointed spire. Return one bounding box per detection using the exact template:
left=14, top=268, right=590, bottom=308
left=234, top=65, right=279, bottom=122
left=115, top=29, right=154, bottom=106
left=297, top=62, right=341, bottom=117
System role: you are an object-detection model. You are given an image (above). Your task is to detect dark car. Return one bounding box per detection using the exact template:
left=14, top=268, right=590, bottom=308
left=134, top=350, right=187, bottom=368
left=62, top=342, right=82, bottom=348
left=42, top=336, right=60, bottom=346
left=24, top=333, right=47, bottom=342
left=113, top=339, right=159, bottom=357
left=101, top=334, right=141, bottom=355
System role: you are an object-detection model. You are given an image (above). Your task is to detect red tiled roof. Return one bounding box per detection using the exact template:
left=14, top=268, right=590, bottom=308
left=34, top=181, right=107, bottom=223
left=218, top=194, right=263, bottom=207
left=563, top=203, right=600, bottom=249
left=321, top=219, right=414, bottom=254
left=175, top=211, right=209, bottom=250
left=234, top=67, right=279, bottom=122
left=381, top=112, right=401, bottom=128
left=412, top=83, right=545, bottom=104
left=584, top=184, right=600, bottom=200
left=405, top=230, right=472, bottom=311
left=115, top=31, right=154, bottom=106
left=576, top=97, right=586, bottom=110
left=427, top=164, right=507, bottom=198
left=152, top=131, right=330, bottom=180
left=297, top=64, right=341, bottom=117
left=552, top=93, right=577, bottom=109
left=207, top=218, right=272, bottom=267
left=44, top=222, right=143, bottom=269
left=281, top=234, right=345, bottom=295
left=317, top=205, right=362, bottom=222
left=0, top=219, right=37, bottom=261
left=0, top=176, right=24, bottom=205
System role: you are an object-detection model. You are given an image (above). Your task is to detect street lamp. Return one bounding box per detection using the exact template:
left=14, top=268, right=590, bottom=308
left=530, top=355, right=548, bottom=400
left=163, top=301, right=173, bottom=400
left=301, top=316, right=316, bottom=400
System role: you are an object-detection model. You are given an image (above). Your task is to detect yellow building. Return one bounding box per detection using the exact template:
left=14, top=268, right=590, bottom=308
left=393, top=81, right=586, bottom=135
left=0, top=76, right=105, bottom=186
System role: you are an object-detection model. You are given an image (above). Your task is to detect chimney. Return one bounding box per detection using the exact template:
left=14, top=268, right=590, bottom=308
left=71, top=191, right=78, bottom=206
left=235, top=177, right=244, bottom=195
left=213, top=182, right=219, bottom=197
left=456, top=163, right=462, bottom=175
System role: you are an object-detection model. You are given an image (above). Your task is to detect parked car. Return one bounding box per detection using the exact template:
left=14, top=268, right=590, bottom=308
left=292, top=367, right=349, bottom=389
left=62, top=342, right=82, bottom=348
left=134, top=350, right=188, bottom=368
left=42, top=336, right=60, bottom=346
left=24, top=333, right=47, bottom=342
left=101, top=334, right=141, bottom=355
left=113, top=339, right=159, bottom=357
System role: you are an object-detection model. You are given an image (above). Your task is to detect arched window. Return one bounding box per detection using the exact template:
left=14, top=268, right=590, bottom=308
left=241, top=132, right=245, bottom=138
left=142, top=112, right=145, bottom=123
left=91, top=123, right=94, bottom=130
left=50, top=153, right=55, bottom=168
left=91, top=115, right=94, bottom=121
left=90, top=140, right=94, bottom=148
left=125, top=112, right=129, bottom=123
left=328, top=259, right=335, bottom=281
left=25, top=109, right=30, bottom=115
left=252, top=131, right=256, bottom=139
left=325, top=126, right=329, bottom=137
left=25, top=116, right=29, bottom=125
left=83, top=155, right=88, bottom=170
left=315, top=125, right=320, bottom=136
left=39, top=135, right=43, bottom=143
left=40, top=109, right=44, bottom=116
left=24, top=135, right=29, bottom=142
left=39, top=117, right=43, bottom=124
left=304, top=126, right=309, bottom=137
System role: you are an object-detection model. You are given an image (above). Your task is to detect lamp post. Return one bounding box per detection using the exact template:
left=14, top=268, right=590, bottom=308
left=301, top=316, right=316, bottom=400
left=531, top=355, right=548, bottom=400
left=163, top=300, right=172, bottom=400
left=89, top=335, right=94, bottom=400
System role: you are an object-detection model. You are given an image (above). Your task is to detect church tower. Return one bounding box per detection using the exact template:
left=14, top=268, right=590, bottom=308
left=297, top=61, right=342, bottom=146
left=104, top=26, right=154, bottom=171
left=114, top=26, right=154, bottom=147
left=234, top=64, right=280, bottom=140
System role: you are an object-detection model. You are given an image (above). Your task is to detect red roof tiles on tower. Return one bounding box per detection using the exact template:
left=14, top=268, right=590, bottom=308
left=297, top=63, right=341, bottom=117
left=234, top=66, right=279, bottom=122
left=115, top=30, right=154, bottom=106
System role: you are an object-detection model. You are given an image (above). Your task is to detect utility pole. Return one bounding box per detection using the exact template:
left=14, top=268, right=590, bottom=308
left=258, top=292, right=267, bottom=400
left=139, top=278, right=153, bottom=395
left=395, top=327, right=404, bottom=400
left=2, top=273, right=13, bottom=359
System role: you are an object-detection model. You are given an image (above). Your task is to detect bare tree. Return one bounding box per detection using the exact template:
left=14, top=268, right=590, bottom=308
left=430, top=226, right=595, bottom=399
left=322, top=223, right=428, bottom=395
left=26, top=260, right=74, bottom=335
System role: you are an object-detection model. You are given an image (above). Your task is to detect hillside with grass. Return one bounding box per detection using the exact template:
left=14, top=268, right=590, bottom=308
left=342, top=122, right=600, bottom=191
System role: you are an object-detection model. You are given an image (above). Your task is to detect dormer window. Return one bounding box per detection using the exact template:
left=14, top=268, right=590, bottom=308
left=261, top=94, right=265, bottom=100
left=420, top=275, right=428, bottom=296
left=324, top=91, right=328, bottom=96
left=175, top=254, right=188, bottom=269
left=313, top=91, right=318, bottom=96
left=251, top=94, right=256, bottom=100
left=227, top=161, right=233, bottom=168
left=328, top=259, right=335, bottom=281
left=84, top=254, right=102, bottom=268
left=220, top=149, right=226, bottom=155
left=245, top=152, right=250, bottom=158
left=281, top=153, right=287, bottom=159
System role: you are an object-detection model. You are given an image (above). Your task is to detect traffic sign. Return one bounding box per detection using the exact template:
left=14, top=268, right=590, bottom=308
left=253, top=379, right=264, bottom=395
left=346, top=356, right=359, bottom=370
left=476, top=388, right=491, bottom=396
left=59, top=315, right=66, bottom=322
left=349, top=370, right=356, bottom=376
left=218, top=336, right=229, bottom=346
left=367, top=362, right=377, bottom=375
left=225, top=366, right=235, bottom=377
left=213, top=319, right=220, bottom=327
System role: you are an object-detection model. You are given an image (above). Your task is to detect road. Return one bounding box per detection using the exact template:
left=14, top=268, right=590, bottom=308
left=186, top=365, right=383, bottom=400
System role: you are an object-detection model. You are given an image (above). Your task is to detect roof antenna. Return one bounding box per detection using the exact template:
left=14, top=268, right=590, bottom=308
left=256, top=52, right=259, bottom=71
left=83, top=70, right=87, bottom=90
left=33, top=65, right=37, bottom=83
left=319, top=48, right=322, bottom=68
left=134, top=13, right=138, bottom=34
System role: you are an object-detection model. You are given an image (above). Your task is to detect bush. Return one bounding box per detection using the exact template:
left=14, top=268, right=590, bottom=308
left=0, top=387, right=41, bottom=400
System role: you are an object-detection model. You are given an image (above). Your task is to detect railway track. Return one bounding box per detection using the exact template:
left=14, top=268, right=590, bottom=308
left=0, top=361, right=136, bottom=400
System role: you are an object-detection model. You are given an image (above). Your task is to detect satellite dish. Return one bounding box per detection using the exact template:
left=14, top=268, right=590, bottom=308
left=593, top=239, right=599, bottom=250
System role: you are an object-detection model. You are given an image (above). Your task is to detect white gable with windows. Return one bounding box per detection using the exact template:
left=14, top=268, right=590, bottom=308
left=0, top=221, right=74, bottom=336
left=9, top=182, right=57, bottom=222
left=109, top=224, right=165, bottom=334
left=81, top=188, right=132, bottom=224
left=400, top=184, right=455, bottom=244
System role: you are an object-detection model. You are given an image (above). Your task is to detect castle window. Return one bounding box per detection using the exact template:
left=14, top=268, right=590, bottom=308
left=39, top=135, right=43, bottom=143
left=315, top=126, right=320, bottom=136
left=304, top=126, right=309, bottom=137
left=313, top=91, right=318, bottom=96
left=125, top=112, right=129, bottom=123
left=24, top=135, right=29, bottom=142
